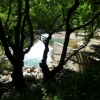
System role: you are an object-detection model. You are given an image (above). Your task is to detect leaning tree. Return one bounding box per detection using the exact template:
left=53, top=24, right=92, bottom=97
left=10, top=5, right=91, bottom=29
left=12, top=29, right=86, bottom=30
left=0, top=0, right=34, bottom=91
left=32, top=0, right=100, bottom=80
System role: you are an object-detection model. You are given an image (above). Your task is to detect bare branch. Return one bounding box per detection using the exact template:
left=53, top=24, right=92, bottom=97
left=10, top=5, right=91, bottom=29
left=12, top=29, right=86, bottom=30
left=24, top=0, right=34, bottom=54
left=17, top=0, right=22, bottom=28
left=15, top=0, right=22, bottom=49
left=7, top=39, right=15, bottom=51
left=20, top=14, right=26, bottom=51
left=61, top=0, right=66, bottom=20
left=72, top=12, right=100, bottom=32
left=21, top=15, right=26, bottom=35
left=52, top=23, right=65, bottom=34
left=0, top=20, right=14, bottom=61
left=48, top=14, right=62, bottom=30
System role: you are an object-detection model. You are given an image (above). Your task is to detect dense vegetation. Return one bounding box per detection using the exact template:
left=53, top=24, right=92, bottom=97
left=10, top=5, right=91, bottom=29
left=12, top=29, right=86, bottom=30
left=0, top=0, right=100, bottom=99
left=1, top=65, right=100, bottom=100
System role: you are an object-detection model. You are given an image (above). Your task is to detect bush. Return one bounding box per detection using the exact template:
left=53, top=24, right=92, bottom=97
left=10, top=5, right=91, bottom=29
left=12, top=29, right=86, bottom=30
left=1, top=64, right=100, bottom=100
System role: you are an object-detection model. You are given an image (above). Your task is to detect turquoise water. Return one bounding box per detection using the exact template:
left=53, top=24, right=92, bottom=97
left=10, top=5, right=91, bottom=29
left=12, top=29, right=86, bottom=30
left=24, top=58, right=41, bottom=68
left=24, top=40, right=53, bottom=67
left=50, top=39, right=64, bottom=44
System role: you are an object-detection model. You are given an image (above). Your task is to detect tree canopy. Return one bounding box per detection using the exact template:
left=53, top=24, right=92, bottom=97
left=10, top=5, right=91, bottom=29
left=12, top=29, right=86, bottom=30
left=0, top=0, right=100, bottom=90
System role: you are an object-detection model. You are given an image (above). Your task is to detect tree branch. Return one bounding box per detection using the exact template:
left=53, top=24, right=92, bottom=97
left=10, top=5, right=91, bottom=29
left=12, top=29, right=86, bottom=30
left=20, top=14, right=26, bottom=51
left=0, top=20, right=14, bottom=61
left=66, top=0, right=79, bottom=26
left=49, top=14, right=62, bottom=30
left=52, top=23, right=65, bottom=33
left=64, top=26, right=97, bottom=64
left=24, top=0, right=34, bottom=54
left=5, top=0, right=12, bottom=27
left=61, top=0, right=66, bottom=20
left=72, top=12, right=100, bottom=32
left=15, top=0, right=22, bottom=49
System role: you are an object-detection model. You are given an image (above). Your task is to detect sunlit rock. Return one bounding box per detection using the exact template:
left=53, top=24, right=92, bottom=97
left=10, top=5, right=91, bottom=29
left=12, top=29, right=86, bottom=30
left=30, top=66, right=36, bottom=72
left=26, top=68, right=30, bottom=73
left=2, top=70, right=9, bottom=75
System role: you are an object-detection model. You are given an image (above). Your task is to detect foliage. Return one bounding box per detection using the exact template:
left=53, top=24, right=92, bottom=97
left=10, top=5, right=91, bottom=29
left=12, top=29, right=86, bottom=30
left=0, top=0, right=100, bottom=92
left=1, top=64, right=100, bottom=100
left=0, top=46, right=12, bottom=73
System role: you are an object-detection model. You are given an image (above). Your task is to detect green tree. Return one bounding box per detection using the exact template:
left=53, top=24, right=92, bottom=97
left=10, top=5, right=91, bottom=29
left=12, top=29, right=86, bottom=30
left=0, top=0, right=34, bottom=91
left=35, top=0, right=100, bottom=80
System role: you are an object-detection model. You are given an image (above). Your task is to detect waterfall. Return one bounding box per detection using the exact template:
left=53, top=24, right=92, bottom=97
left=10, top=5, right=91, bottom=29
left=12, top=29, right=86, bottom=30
left=24, top=40, right=53, bottom=67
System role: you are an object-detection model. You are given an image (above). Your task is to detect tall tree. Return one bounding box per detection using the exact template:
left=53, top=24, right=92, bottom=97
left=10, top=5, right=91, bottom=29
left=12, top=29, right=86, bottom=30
left=32, top=0, right=100, bottom=80
left=0, top=0, right=34, bottom=91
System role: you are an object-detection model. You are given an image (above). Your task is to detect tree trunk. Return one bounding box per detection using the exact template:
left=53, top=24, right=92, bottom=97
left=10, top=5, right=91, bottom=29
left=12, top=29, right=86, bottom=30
left=50, top=30, right=71, bottom=78
left=11, top=59, right=25, bottom=91
left=39, top=35, right=51, bottom=81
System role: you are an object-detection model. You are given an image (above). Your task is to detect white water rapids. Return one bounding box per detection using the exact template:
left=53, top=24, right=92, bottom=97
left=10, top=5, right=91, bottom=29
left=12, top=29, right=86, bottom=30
left=24, top=40, right=53, bottom=68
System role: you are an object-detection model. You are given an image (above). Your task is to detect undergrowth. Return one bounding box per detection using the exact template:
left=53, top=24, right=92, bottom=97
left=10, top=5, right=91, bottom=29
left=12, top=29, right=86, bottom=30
left=1, top=64, right=100, bottom=100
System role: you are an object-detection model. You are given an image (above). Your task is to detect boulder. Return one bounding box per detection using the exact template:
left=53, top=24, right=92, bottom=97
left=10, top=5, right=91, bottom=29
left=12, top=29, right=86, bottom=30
left=31, top=72, right=36, bottom=76
left=26, top=68, right=30, bottom=73
left=9, top=71, right=12, bottom=75
left=23, top=71, right=27, bottom=76
left=0, top=76, right=8, bottom=83
left=2, top=70, right=9, bottom=75
left=6, top=75, right=12, bottom=82
left=36, top=73, right=43, bottom=79
left=25, top=73, right=30, bottom=77
left=0, top=74, right=2, bottom=78
left=23, top=67, right=30, bottom=71
left=30, top=66, right=36, bottom=72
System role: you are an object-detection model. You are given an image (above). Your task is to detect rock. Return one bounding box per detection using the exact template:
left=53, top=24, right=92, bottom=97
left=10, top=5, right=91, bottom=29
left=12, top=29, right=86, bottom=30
left=9, top=71, right=12, bottom=75
left=0, top=74, right=2, bottom=78
left=23, top=67, right=30, bottom=71
left=6, top=75, right=12, bottom=82
left=0, top=76, right=8, bottom=83
left=30, top=66, right=36, bottom=72
left=26, top=68, right=30, bottom=73
left=23, top=71, right=27, bottom=76
left=31, top=72, right=36, bottom=76
left=2, top=70, right=9, bottom=75
left=36, top=73, right=43, bottom=79
left=0, top=87, right=9, bottom=97
left=25, top=73, right=30, bottom=77
left=2, top=92, right=10, bottom=100
left=77, top=41, right=85, bottom=47
left=38, top=68, right=42, bottom=72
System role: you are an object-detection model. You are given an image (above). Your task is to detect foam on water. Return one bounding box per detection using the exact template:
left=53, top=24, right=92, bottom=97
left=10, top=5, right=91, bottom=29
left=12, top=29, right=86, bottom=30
left=24, top=40, right=53, bottom=67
